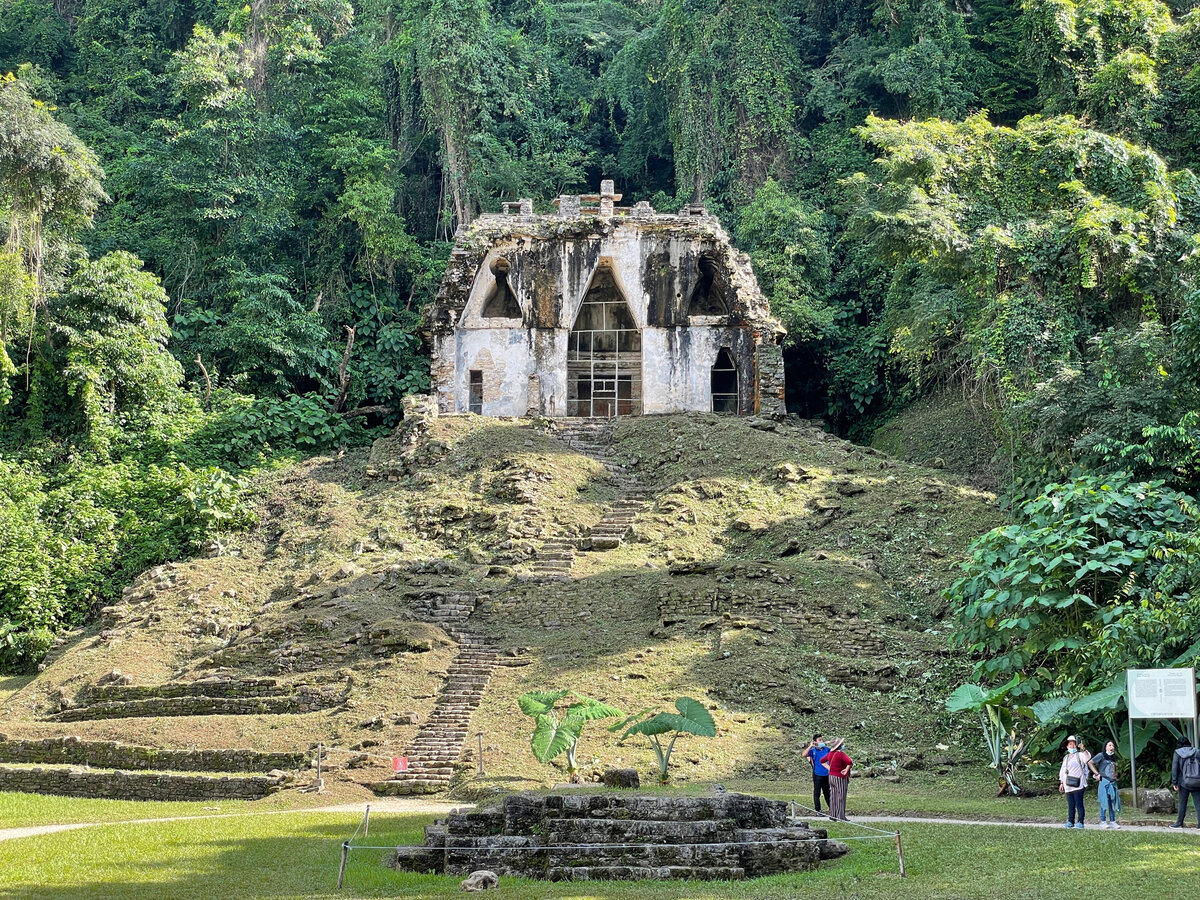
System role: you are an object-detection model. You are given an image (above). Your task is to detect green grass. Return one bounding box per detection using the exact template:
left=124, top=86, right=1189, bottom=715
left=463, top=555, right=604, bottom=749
left=0, top=789, right=349, bottom=829
left=0, top=791, right=261, bottom=829
left=0, top=810, right=1198, bottom=899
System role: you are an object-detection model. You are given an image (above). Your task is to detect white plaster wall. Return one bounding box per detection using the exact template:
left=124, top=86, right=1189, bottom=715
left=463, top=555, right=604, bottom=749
left=451, top=225, right=754, bottom=417
left=531, top=329, right=570, bottom=416
left=453, top=328, right=530, bottom=416
left=643, top=327, right=736, bottom=413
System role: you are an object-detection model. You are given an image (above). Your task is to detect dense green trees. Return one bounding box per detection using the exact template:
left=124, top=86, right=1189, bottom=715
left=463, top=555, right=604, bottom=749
left=2, top=0, right=1200, bottom=703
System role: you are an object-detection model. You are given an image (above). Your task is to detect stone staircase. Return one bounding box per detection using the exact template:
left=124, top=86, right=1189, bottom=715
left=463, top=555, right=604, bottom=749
left=553, top=418, right=651, bottom=553
left=373, top=593, right=499, bottom=796
left=530, top=538, right=576, bottom=579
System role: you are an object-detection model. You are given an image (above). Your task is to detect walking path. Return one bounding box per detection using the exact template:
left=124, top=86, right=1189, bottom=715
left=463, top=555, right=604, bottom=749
left=852, top=814, right=1199, bottom=835
left=4, top=803, right=1196, bottom=844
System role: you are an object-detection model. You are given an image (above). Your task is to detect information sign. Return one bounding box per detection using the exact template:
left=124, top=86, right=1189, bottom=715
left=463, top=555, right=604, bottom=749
left=1126, top=668, right=1197, bottom=720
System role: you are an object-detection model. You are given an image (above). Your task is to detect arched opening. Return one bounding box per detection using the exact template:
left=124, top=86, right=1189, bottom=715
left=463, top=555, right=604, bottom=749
left=482, top=258, right=520, bottom=318
left=711, top=348, right=739, bottom=414
left=567, top=264, right=642, bottom=417
left=688, top=254, right=728, bottom=315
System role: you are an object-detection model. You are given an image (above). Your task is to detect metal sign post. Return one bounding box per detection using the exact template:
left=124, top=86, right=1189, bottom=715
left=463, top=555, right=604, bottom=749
left=1126, top=668, right=1199, bottom=811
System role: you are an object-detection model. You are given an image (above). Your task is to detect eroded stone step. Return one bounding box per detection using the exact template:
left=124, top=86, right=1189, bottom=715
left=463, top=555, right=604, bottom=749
left=548, top=866, right=745, bottom=882
left=0, top=764, right=285, bottom=801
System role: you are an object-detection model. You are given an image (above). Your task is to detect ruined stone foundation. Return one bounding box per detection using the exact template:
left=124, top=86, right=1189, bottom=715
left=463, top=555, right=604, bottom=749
left=393, top=792, right=849, bottom=881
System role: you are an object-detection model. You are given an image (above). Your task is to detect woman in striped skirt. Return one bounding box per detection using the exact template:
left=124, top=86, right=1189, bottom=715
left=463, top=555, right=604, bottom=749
left=825, top=738, right=853, bottom=821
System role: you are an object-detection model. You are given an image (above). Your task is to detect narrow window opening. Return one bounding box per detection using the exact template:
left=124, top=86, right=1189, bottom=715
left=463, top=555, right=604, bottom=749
left=482, top=258, right=521, bottom=318
left=689, top=255, right=728, bottom=315
left=468, top=370, right=484, bottom=414
left=711, top=348, right=739, bottom=414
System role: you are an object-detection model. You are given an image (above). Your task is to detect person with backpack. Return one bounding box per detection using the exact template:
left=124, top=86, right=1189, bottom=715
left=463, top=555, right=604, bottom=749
left=803, top=734, right=832, bottom=815
left=1089, top=740, right=1121, bottom=829
left=1170, top=737, right=1200, bottom=829
left=1059, top=734, right=1090, bottom=828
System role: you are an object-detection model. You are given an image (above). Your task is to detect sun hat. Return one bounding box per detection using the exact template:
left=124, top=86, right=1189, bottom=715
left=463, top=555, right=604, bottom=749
left=1066, top=735, right=1078, bottom=743
left=828, top=737, right=845, bottom=752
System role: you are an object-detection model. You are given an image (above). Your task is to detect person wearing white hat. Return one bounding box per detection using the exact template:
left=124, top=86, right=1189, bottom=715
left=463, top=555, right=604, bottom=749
left=1059, top=735, right=1090, bottom=828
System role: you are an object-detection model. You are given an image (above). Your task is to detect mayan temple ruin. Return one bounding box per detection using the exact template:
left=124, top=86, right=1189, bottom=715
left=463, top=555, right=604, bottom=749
left=427, top=181, right=787, bottom=418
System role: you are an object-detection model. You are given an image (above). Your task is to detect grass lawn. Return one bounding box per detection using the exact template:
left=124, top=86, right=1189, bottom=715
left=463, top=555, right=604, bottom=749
left=0, top=784, right=373, bottom=829
left=1, top=808, right=1198, bottom=900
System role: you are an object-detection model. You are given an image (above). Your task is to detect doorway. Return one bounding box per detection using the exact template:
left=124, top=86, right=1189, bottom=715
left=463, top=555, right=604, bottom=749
left=711, top=348, right=739, bottom=414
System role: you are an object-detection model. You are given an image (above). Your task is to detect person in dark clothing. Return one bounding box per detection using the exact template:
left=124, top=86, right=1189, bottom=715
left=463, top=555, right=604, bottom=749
left=1170, top=737, right=1200, bottom=829
left=804, top=733, right=831, bottom=813
left=1089, top=740, right=1121, bottom=828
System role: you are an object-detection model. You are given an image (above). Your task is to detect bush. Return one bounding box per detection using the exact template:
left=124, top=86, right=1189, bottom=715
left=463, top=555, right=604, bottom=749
left=948, top=473, right=1200, bottom=697
left=0, top=624, right=53, bottom=673
left=192, top=391, right=369, bottom=468
left=0, top=455, right=252, bottom=672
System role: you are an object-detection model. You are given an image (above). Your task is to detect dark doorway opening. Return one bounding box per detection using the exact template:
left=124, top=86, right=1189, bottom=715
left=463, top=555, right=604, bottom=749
left=468, top=370, right=483, bottom=414
left=711, top=348, right=739, bottom=414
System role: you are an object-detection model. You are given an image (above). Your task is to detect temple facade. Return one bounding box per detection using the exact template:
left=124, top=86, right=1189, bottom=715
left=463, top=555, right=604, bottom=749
left=427, top=182, right=786, bottom=418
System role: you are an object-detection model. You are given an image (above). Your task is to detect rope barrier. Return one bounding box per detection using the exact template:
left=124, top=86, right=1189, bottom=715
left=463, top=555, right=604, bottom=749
left=786, top=799, right=900, bottom=836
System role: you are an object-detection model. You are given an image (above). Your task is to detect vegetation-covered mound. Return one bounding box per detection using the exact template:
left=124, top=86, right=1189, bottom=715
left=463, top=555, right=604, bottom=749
left=0, top=413, right=1000, bottom=794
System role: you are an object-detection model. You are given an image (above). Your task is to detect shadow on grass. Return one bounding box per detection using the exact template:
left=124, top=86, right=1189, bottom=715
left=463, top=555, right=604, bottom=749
left=0, top=812, right=903, bottom=900
left=3, top=812, right=1200, bottom=900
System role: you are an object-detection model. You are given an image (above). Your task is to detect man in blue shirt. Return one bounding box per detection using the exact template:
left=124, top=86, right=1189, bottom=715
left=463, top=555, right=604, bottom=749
left=804, top=733, right=831, bottom=814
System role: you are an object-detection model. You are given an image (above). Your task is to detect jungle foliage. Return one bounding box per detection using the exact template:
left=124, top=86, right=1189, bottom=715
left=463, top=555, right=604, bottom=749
left=2, top=0, right=1200, bottom=740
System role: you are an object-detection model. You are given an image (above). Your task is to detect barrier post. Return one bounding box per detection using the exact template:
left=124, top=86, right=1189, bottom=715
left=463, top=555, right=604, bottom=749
left=363, top=805, right=371, bottom=838
left=895, top=831, right=906, bottom=877
left=476, top=732, right=485, bottom=777
left=336, top=841, right=349, bottom=889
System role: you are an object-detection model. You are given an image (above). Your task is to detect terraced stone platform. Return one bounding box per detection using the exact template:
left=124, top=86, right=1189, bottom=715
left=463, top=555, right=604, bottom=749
left=48, top=679, right=343, bottom=722
left=393, top=792, right=849, bottom=881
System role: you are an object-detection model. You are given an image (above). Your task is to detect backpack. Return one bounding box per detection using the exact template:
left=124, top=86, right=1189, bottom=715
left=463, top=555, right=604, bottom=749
left=1183, top=751, right=1200, bottom=791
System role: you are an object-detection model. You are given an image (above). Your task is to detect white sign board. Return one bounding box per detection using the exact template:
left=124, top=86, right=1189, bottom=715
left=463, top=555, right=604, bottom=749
left=1126, top=668, right=1197, bottom=720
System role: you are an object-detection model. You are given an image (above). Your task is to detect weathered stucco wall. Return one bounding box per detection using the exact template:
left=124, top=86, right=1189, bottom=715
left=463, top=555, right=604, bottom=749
left=429, top=192, right=786, bottom=418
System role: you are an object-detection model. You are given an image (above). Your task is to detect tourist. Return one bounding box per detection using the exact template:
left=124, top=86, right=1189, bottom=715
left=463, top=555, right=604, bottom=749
left=1059, top=734, right=1090, bottom=828
left=825, top=738, right=853, bottom=821
left=804, top=733, right=831, bottom=814
left=1089, top=740, right=1121, bottom=829
left=1170, top=737, right=1200, bottom=829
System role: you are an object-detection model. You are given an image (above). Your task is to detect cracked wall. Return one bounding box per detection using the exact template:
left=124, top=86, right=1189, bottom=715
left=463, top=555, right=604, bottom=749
left=429, top=188, right=786, bottom=418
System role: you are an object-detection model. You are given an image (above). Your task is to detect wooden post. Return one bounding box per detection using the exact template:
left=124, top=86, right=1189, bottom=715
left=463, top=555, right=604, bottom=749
left=1128, top=716, right=1138, bottom=812
left=336, top=842, right=349, bottom=889
left=895, top=831, right=906, bottom=878
left=476, top=732, right=485, bottom=777
left=363, top=805, right=371, bottom=838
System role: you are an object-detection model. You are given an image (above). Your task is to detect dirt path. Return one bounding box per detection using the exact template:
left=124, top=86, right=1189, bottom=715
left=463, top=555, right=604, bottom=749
left=0, top=797, right=465, bottom=843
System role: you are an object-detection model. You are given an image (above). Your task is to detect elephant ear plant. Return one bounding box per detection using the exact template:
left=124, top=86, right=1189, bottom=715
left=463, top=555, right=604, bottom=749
left=611, top=697, right=716, bottom=784
left=517, top=690, right=623, bottom=782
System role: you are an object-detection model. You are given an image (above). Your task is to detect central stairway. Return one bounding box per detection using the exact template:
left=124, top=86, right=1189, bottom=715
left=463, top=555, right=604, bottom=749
left=373, top=594, right=499, bottom=795
left=530, top=419, right=651, bottom=578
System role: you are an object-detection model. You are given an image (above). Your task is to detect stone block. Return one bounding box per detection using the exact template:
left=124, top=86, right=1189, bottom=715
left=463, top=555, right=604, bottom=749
left=601, top=768, right=640, bottom=789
